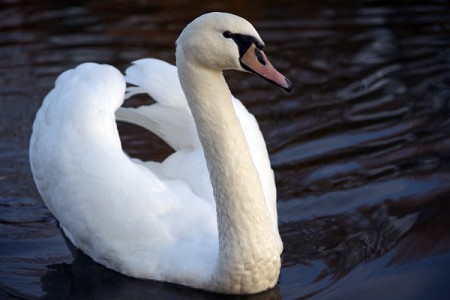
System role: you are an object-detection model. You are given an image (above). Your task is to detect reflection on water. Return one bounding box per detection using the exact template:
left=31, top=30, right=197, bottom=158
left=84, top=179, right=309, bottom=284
left=1, top=0, right=450, bottom=299
left=37, top=234, right=282, bottom=300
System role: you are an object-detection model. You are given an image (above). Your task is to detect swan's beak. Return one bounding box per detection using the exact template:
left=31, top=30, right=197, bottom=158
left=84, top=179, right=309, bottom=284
left=240, top=44, right=292, bottom=92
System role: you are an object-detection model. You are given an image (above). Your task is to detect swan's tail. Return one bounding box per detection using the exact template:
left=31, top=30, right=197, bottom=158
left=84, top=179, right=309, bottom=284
left=115, top=59, right=198, bottom=150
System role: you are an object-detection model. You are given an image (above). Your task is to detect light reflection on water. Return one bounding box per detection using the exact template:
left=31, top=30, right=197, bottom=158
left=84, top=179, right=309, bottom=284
left=1, top=0, right=450, bottom=299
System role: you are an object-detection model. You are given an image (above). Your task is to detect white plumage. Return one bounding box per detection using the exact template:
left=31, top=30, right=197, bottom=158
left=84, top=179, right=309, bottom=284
left=30, top=12, right=290, bottom=294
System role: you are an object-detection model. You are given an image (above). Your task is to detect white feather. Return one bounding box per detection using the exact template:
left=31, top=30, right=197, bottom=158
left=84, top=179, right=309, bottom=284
left=30, top=12, right=283, bottom=294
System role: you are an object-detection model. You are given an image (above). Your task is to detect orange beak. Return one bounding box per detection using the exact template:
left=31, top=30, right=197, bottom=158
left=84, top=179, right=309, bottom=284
left=240, top=44, right=292, bottom=92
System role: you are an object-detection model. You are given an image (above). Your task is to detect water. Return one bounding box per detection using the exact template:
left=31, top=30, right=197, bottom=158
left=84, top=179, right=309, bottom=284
left=1, top=0, right=450, bottom=299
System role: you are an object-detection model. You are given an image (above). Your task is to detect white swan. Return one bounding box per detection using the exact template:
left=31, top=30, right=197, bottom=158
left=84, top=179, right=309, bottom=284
left=29, top=12, right=292, bottom=294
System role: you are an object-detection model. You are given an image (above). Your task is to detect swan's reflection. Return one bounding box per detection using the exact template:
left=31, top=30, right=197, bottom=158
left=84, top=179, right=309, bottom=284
left=39, top=201, right=422, bottom=300
left=40, top=234, right=280, bottom=300
left=37, top=197, right=450, bottom=299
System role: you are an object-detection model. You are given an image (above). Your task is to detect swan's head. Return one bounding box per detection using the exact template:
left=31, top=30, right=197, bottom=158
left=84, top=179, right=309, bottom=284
left=176, top=12, right=292, bottom=92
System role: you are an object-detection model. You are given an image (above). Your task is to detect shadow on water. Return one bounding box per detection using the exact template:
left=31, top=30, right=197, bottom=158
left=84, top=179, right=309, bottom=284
left=1, top=0, right=450, bottom=299
left=37, top=233, right=281, bottom=300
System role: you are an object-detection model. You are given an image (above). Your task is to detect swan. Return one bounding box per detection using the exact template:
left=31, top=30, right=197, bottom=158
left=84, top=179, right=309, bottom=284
left=29, top=12, right=292, bottom=294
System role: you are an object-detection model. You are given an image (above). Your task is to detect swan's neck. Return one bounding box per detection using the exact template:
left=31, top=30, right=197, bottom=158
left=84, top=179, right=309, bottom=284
left=177, top=59, right=280, bottom=292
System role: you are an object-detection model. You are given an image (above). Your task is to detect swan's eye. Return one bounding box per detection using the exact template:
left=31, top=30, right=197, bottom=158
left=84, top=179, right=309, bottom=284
left=223, top=31, right=233, bottom=39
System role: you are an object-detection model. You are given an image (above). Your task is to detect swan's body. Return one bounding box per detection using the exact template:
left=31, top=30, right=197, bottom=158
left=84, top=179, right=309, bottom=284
left=30, top=12, right=291, bottom=294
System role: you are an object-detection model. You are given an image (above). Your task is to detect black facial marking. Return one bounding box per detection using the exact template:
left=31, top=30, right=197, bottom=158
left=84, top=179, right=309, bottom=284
left=254, top=48, right=266, bottom=65
left=223, top=32, right=264, bottom=57
left=255, top=42, right=265, bottom=50
left=233, top=34, right=257, bottom=56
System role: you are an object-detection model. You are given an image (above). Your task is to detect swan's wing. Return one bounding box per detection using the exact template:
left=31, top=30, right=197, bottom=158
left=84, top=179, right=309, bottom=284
left=116, top=59, right=199, bottom=150
left=233, top=99, right=278, bottom=232
left=117, top=59, right=278, bottom=231
left=30, top=63, right=218, bottom=285
left=125, top=58, right=186, bottom=108
left=117, top=59, right=213, bottom=202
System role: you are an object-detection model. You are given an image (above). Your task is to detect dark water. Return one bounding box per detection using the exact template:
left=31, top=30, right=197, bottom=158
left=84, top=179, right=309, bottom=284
left=1, top=0, right=450, bottom=299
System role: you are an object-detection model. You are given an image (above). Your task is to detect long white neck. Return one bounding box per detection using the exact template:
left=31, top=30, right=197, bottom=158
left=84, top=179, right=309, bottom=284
left=177, top=55, right=280, bottom=293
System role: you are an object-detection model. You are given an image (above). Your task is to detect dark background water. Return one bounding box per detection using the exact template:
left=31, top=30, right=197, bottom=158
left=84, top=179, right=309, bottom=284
left=1, top=0, right=450, bottom=299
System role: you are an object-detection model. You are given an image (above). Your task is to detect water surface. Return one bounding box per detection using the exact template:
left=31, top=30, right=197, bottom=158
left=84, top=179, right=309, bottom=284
left=1, top=0, right=450, bottom=299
